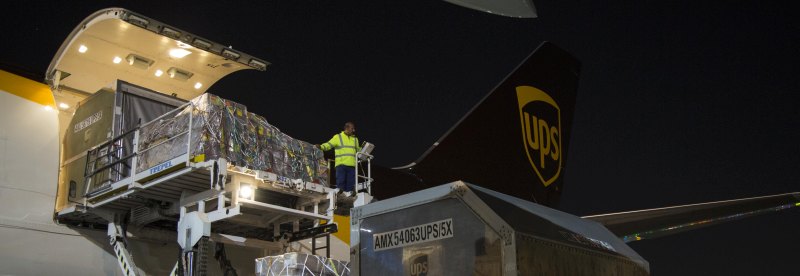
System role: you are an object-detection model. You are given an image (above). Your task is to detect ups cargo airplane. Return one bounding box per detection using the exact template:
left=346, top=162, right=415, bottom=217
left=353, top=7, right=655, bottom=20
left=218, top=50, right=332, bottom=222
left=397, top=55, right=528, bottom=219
left=0, top=6, right=798, bottom=276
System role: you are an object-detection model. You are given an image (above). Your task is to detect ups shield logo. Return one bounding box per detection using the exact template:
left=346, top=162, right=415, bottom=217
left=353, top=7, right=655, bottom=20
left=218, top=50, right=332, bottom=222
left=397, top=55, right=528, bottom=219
left=410, top=254, right=428, bottom=276
left=516, top=86, right=562, bottom=187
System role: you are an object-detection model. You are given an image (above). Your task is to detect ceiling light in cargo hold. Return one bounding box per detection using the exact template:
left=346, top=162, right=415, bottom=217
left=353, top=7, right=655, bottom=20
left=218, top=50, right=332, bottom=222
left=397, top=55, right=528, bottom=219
left=78, top=45, right=88, bottom=53
left=126, top=54, right=154, bottom=70
left=112, top=56, right=122, bottom=64
left=167, top=67, right=193, bottom=81
left=59, top=103, right=69, bottom=109
left=169, top=48, right=192, bottom=59
left=194, top=82, right=202, bottom=89
left=154, top=69, right=164, bottom=77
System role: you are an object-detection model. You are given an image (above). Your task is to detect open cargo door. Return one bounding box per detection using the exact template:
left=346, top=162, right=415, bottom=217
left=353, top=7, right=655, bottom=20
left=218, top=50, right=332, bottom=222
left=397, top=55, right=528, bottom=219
left=48, top=7, right=269, bottom=212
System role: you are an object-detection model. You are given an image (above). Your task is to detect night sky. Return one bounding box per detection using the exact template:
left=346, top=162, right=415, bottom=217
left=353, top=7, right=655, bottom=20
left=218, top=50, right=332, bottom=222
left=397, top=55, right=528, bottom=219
left=3, top=1, right=799, bottom=275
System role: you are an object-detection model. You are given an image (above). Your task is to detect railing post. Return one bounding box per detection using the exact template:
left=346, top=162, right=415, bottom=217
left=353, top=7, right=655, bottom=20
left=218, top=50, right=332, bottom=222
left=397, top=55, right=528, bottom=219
left=186, top=103, right=193, bottom=166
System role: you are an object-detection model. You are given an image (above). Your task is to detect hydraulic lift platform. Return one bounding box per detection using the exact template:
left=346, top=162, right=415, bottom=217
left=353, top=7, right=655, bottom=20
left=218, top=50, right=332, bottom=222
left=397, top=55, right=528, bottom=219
left=56, top=98, right=351, bottom=275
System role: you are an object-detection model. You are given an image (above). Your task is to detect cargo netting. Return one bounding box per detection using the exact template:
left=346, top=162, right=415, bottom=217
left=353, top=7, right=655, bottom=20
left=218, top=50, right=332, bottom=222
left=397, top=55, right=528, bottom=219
left=136, top=93, right=329, bottom=186
left=256, top=253, right=350, bottom=276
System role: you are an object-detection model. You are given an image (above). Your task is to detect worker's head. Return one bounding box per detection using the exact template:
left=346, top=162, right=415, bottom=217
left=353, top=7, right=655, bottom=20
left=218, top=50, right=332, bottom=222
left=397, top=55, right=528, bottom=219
left=344, top=122, right=356, bottom=136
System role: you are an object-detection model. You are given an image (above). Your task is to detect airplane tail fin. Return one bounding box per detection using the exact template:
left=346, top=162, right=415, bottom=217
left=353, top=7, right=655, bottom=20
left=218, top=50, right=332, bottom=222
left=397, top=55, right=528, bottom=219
left=391, top=42, right=580, bottom=208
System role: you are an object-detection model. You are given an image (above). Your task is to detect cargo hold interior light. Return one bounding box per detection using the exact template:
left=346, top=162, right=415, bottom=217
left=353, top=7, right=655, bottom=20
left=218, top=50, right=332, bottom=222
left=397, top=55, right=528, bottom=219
left=168, top=48, right=192, bottom=59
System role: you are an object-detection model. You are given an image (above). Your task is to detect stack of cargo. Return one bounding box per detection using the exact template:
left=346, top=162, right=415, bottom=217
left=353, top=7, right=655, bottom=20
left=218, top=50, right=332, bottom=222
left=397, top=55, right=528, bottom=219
left=255, top=253, right=350, bottom=276
left=136, top=93, right=328, bottom=186
left=136, top=107, right=192, bottom=174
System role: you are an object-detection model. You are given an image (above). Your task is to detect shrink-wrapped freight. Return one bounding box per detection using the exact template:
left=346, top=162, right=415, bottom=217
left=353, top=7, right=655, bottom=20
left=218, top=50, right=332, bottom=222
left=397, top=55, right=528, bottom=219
left=255, top=253, right=350, bottom=276
left=136, top=93, right=328, bottom=186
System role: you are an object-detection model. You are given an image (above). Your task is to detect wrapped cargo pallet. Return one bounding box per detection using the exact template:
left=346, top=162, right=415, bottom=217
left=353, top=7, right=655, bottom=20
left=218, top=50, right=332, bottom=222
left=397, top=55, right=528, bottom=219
left=136, top=93, right=328, bottom=186
left=256, top=253, right=350, bottom=276
left=136, top=107, right=191, bottom=174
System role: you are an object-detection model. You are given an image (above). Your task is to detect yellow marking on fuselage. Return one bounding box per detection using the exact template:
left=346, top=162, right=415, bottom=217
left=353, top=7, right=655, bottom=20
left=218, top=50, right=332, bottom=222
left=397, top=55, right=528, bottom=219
left=0, top=69, right=54, bottom=106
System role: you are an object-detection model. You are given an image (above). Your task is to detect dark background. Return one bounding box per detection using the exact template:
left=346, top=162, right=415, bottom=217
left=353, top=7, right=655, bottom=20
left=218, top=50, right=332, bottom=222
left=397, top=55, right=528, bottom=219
left=2, top=1, right=799, bottom=275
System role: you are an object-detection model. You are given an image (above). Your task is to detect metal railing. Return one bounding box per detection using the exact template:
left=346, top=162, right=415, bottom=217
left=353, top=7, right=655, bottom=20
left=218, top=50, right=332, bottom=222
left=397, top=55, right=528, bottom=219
left=134, top=103, right=193, bottom=175
left=84, top=102, right=194, bottom=198
left=84, top=124, right=140, bottom=197
left=355, top=152, right=373, bottom=195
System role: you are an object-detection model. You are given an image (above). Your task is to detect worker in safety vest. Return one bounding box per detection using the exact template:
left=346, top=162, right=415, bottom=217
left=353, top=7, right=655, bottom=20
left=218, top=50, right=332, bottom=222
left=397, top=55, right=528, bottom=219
left=317, top=122, right=361, bottom=193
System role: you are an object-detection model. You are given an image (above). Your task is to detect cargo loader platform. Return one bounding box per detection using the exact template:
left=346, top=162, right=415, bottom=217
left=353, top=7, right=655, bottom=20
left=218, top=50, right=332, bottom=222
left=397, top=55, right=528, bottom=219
left=56, top=93, right=347, bottom=275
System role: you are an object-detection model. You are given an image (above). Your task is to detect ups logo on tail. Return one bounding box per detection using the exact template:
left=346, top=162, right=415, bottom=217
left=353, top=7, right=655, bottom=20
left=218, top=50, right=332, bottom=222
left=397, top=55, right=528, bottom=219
left=516, top=86, right=562, bottom=187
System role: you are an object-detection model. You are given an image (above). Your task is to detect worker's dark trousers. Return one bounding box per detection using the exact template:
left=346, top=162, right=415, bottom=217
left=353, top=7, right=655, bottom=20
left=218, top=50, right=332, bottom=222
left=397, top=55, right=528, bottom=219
left=336, top=165, right=355, bottom=192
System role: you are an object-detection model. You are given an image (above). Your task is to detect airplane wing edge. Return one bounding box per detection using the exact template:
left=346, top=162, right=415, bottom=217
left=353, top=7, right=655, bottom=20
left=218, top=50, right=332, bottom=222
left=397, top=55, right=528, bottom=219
left=583, top=192, right=800, bottom=242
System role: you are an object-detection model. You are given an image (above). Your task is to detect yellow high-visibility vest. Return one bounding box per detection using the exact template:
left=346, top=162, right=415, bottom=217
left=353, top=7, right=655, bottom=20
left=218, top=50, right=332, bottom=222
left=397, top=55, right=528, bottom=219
left=320, top=131, right=360, bottom=167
